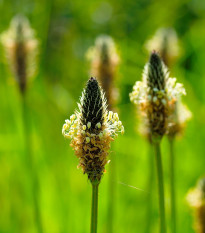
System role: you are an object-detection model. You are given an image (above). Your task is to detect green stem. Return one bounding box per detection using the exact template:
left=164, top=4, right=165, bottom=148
left=169, top=137, right=176, bottom=233
left=90, top=183, right=99, bottom=233
left=154, top=142, right=166, bottom=233
left=107, top=154, right=116, bottom=233
left=144, top=143, right=154, bottom=233
left=22, top=94, right=43, bottom=233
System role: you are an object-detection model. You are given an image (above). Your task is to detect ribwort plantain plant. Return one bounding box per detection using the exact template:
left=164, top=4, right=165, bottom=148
left=87, top=35, right=120, bottom=233
left=187, top=178, right=205, bottom=233
left=130, top=51, right=186, bottom=233
left=145, top=29, right=191, bottom=233
left=1, top=15, right=38, bottom=95
left=87, top=35, right=119, bottom=109
left=62, top=77, right=124, bottom=233
left=1, top=15, right=42, bottom=233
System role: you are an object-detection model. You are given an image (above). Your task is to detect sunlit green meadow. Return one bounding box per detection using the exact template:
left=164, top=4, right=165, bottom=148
left=0, top=0, right=205, bottom=232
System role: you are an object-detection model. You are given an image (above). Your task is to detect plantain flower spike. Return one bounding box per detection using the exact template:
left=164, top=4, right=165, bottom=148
left=1, top=15, right=38, bottom=94
left=62, top=77, right=124, bottom=184
left=187, top=178, right=205, bottom=233
left=87, top=35, right=119, bottom=109
left=130, top=51, right=186, bottom=142
left=145, top=28, right=180, bottom=67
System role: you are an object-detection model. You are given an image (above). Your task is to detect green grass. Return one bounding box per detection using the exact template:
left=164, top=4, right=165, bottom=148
left=0, top=0, right=205, bottom=232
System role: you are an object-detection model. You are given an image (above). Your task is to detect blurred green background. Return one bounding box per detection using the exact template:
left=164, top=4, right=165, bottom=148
left=0, top=0, right=205, bottom=232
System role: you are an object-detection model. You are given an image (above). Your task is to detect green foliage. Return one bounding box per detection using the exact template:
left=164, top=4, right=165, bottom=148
left=0, top=0, right=204, bottom=232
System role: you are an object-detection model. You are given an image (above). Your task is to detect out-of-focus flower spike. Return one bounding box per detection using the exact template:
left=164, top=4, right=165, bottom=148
left=1, top=15, right=38, bottom=94
left=145, top=28, right=180, bottom=67
left=87, top=35, right=119, bottom=109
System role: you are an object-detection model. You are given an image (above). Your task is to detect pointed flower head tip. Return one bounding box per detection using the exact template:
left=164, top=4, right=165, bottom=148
left=62, top=77, right=124, bottom=183
left=130, top=52, right=186, bottom=141
left=80, top=77, right=105, bottom=130
left=86, top=35, right=120, bottom=108
left=147, top=51, right=166, bottom=91
left=1, top=15, right=38, bottom=94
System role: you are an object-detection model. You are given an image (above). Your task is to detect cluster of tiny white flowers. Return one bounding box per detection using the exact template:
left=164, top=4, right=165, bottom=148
left=187, top=179, right=205, bottom=208
left=166, top=77, right=186, bottom=101
left=105, top=111, right=124, bottom=137
left=129, top=81, right=147, bottom=105
left=177, top=102, right=192, bottom=125
left=187, top=188, right=202, bottom=208
left=62, top=114, right=79, bottom=139
left=62, top=111, right=124, bottom=141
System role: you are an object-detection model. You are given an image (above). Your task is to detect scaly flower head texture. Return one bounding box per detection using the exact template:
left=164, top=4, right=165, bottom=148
left=87, top=35, right=119, bottom=108
left=145, top=28, right=180, bottom=66
left=1, top=15, right=38, bottom=94
left=187, top=178, right=205, bottom=233
left=130, top=51, right=186, bottom=142
left=62, top=77, right=124, bottom=183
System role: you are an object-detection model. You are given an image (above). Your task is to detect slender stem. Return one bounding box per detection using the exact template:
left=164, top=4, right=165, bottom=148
left=144, top=143, right=154, bottom=233
left=22, top=94, right=43, bottom=233
left=169, top=137, right=176, bottom=233
left=107, top=154, right=116, bottom=233
left=154, top=142, right=166, bottom=233
left=90, top=183, right=99, bottom=233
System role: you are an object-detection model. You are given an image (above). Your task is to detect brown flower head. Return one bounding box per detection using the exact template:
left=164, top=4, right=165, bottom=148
left=87, top=35, right=119, bottom=109
left=130, top=51, right=186, bottom=142
left=62, top=77, right=124, bottom=183
left=1, top=15, right=38, bottom=94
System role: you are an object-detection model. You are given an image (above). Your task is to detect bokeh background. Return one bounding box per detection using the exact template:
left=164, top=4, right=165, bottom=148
left=0, top=0, right=205, bottom=232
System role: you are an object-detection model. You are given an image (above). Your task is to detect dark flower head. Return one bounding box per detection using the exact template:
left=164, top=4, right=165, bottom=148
left=81, top=77, right=106, bottom=132
left=147, top=51, right=166, bottom=92
left=130, top=52, right=186, bottom=142
left=62, top=77, right=124, bottom=183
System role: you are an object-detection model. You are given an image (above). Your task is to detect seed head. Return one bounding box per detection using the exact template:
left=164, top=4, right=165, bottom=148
left=1, top=15, right=38, bottom=94
left=130, top=52, right=186, bottom=142
left=62, top=77, right=124, bottom=183
left=187, top=178, right=205, bottom=233
left=80, top=77, right=106, bottom=131
left=87, top=35, right=119, bottom=109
